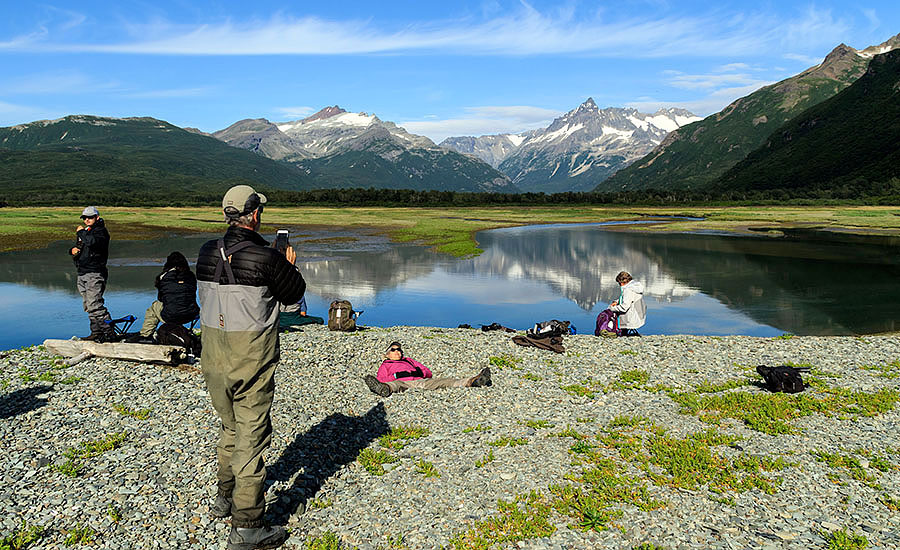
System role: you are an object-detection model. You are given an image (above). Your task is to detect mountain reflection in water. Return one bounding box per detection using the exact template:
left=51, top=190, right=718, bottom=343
left=0, top=223, right=898, bottom=349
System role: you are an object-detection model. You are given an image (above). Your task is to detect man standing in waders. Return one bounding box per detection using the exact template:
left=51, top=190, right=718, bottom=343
left=70, top=206, right=115, bottom=342
left=196, top=185, right=306, bottom=550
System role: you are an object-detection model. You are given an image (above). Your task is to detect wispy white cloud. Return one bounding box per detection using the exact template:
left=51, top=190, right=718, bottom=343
left=627, top=81, right=773, bottom=117
left=0, top=5, right=854, bottom=58
left=664, top=70, right=769, bottom=90
left=861, top=8, right=879, bottom=29
left=399, top=105, right=561, bottom=142
left=782, top=52, right=822, bottom=65
left=0, top=100, right=52, bottom=126
left=273, top=106, right=316, bottom=120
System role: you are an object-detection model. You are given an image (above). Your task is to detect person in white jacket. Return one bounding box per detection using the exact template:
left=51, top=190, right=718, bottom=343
left=609, top=271, right=647, bottom=336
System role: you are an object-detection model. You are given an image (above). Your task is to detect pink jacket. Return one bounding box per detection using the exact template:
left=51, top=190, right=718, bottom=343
left=376, top=357, right=433, bottom=383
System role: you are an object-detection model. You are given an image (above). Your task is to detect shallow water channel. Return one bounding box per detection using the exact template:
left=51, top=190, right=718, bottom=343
left=1, top=222, right=898, bottom=349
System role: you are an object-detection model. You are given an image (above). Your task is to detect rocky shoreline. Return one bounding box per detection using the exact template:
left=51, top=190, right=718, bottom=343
left=2, top=327, right=899, bottom=549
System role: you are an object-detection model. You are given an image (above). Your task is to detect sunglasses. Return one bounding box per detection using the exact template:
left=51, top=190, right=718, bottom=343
left=388, top=347, right=402, bottom=352
left=80, top=215, right=97, bottom=220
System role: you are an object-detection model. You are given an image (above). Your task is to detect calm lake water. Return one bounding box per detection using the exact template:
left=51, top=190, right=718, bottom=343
left=1, top=223, right=898, bottom=350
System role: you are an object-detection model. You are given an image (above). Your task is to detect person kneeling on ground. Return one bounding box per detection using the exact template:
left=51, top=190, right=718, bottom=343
left=608, top=271, right=647, bottom=337
left=130, top=252, right=200, bottom=344
left=363, top=341, right=492, bottom=397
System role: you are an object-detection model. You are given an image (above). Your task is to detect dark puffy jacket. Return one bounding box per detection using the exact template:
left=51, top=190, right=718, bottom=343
left=72, top=218, right=110, bottom=277
left=156, top=268, right=201, bottom=325
left=196, top=226, right=305, bottom=369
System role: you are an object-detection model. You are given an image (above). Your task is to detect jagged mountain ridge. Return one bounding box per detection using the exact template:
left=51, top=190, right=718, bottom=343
left=600, top=32, right=900, bottom=192
left=0, top=115, right=312, bottom=204
left=215, top=107, right=518, bottom=193
left=712, top=49, right=900, bottom=196
left=440, top=98, right=699, bottom=193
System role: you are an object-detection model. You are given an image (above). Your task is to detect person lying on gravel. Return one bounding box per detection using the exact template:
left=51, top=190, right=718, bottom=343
left=363, top=341, right=492, bottom=397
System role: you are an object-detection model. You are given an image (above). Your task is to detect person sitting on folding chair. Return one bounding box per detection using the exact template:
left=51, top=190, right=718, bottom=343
left=130, top=251, right=200, bottom=344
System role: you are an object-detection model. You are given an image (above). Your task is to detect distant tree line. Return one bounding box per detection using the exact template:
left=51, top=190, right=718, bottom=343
left=2, top=177, right=897, bottom=208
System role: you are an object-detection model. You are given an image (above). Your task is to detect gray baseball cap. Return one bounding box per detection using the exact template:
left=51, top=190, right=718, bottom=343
left=222, top=185, right=267, bottom=219
left=81, top=206, right=100, bottom=218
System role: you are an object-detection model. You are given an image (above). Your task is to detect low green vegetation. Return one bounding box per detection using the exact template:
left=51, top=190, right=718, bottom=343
left=633, top=544, right=668, bottom=550
left=774, top=333, right=794, bottom=340
left=462, top=424, right=492, bottom=433
left=488, top=355, right=521, bottom=370
left=521, top=373, right=543, bottom=381
left=51, top=459, right=82, bottom=478
left=64, top=433, right=127, bottom=460
left=379, top=426, right=429, bottom=450
left=668, top=385, right=899, bottom=435
left=860, top=359, right=900, bottom=379
left=619, top=349, right=638, bottom=356
left=107, top=504, right=122, bottom=523
left=446, top=492, right=556, bottom=550
left=112, top=404, right=151, bottom=420
left=0, top=521, right=44, bottom=550
left=821, top=528, right=868, bottom=550
left=308, top=498, right=333, bottom=510
left=474, top=449, right=495, bottom=468
left=415, top=459, right=440, bottom=478
left=63, top=524, right=96, bottom=546
left=812, top=449, right=896, bottom=489
left=487, top=437, right=529, bottom=448
left=357, top=448, right=399, bottom=476
left=303, top=531, right=351, bottom=550
left=693, top=379, right=751, bottom=394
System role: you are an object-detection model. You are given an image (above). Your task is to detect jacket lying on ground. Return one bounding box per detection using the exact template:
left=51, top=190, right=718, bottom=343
left=377, top=357, right=433, bottom=383
left=72, top=218, right=110, bottom=277
left=196, top=226, right=306, bottom=365
left=156, top=267, right=201, bottom=325
left=609, top=280, right=647, bottom=330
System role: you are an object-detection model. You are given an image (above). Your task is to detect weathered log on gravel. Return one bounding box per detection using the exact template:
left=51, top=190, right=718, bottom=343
left=42, top=339, right=187, bottom=364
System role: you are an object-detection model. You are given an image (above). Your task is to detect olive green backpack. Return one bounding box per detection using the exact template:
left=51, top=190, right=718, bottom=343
left=328, top=300, right=357, bottom=332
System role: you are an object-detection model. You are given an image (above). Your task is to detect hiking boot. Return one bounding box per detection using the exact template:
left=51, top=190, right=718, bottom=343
left=210, top=494, right=233, bottom=518
left=470, top=367, right=492, bottom=387
left=363, top=375, right=392, bottom=397
left=226, top=525, right=288, bottom=550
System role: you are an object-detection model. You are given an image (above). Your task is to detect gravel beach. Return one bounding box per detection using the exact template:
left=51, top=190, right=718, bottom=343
left=2, top=327, right=899, bottom=549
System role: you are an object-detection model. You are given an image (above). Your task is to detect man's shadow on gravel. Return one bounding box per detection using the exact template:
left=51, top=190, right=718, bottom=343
left=0, top=385, right=51, bottom=420
left=266, top=402, right=390, bottom=525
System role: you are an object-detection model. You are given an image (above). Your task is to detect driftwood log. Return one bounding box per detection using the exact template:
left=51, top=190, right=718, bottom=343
left=43, top=339, right=188, bottom=365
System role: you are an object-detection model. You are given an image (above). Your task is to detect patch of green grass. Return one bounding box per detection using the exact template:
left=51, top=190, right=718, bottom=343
left=569, top=441, right=594, bottom=455
left=63, top=524, right=96, bottom=547
left=36, top=372, right=55, bottom=383
left=64, top=432, right=127, bottom=460
left=520, top=419, right=554, bottom=429
left=112, top=404, right=151, bottom=420
left=634, top=544, right=668, bottom=550
left=447, top=491, right=556, bottom=549
left=377, top=534, right=409, bottom=550
left=549, top=458, right=665, bottom=532
left=488, top=355, right=521, bottom=370
left=463, top=424, right=492, bottom=433
left=575, top=417, right=594, bottom=423
left=107, top=504, right=122, bottom=523
left=774, top=333, right=794, bottom=340
left=619, top=369, right=649, bottom=385
left=0, top=521, right=45, bottom=550
left=860, top=359, right=900, bottom=379
left=521, top=373, right=543, bottom=381
left=608, top=415, right=649, bottom=428
left=308, top=498, right=333, bottom=510
left=694, top=379, right=751, bottom=394
left=552, top=426, right=587, bottom=440
left=822, top=528, right=868, bottom=550
left=487, top=437, right=529, bottom=448
left=668, top=387, right=899, bottom=435
left=879, top=494, right=900, bottom=511
left=357, top=448, right=399, bottom=476
left=619, top=349, right=638, bottom=356
left=303, top=531, right=355, bottom=550
left=561, top=383, right=596, bottom=399
left=475, top=449, right=495, bottom=468
left=415, top=459, right=440, bottom=478
left=811, top=449, right=893, bottom=487
left=58, top=376, right=81, bottom=385
left=51, top=459, right=82, bottom=478
left=379, top=426, right=429, bottom=450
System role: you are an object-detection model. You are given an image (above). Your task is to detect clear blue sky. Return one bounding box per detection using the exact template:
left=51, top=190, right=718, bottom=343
left=1, top=1, right=897, bottom=141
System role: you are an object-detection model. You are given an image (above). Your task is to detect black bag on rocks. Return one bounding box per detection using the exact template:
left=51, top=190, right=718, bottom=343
left=157, top=322, right=201, bottom=355
left=756, top=365, right=808, bottom=393
left=526, top=320, right=570, bottom=339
